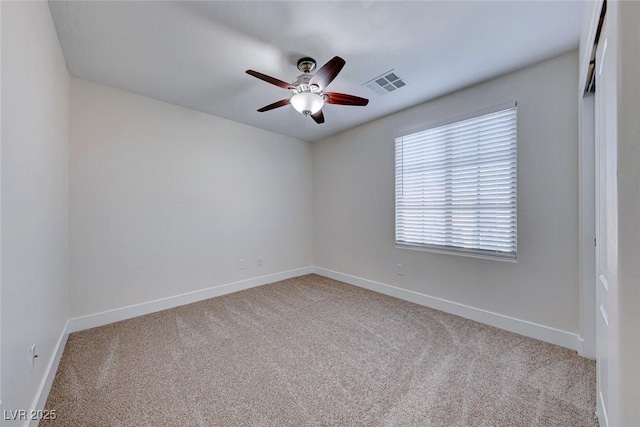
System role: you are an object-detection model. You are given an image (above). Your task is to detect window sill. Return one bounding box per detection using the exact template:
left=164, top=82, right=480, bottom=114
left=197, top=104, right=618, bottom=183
left=395, top=243, right=517, bottom=263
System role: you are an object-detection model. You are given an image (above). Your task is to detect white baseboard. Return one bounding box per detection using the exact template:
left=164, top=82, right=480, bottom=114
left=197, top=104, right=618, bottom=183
left=67, top=267, right=315, bottom=333
left=27, top=320, right=69, bottom=427
left=576, top=336, right=589, bottom=359
left=576, top=336, right=584, bottom=356
left=313, top=267, right=580, bottom=352
left=597, top=391, right=609, bottom=427
left=24, top=265, right=583, bottom=426
left=577, top=335, right=596, bottom=360
left=25, top=265, right=582, bottom=423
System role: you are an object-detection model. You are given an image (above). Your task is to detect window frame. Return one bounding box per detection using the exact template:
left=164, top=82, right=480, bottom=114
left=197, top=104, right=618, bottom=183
left=394, top=101, right=518, bottom=262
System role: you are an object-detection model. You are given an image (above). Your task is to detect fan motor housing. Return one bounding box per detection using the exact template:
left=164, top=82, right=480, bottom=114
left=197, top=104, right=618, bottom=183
left=291, top=74, right=321, bottom=94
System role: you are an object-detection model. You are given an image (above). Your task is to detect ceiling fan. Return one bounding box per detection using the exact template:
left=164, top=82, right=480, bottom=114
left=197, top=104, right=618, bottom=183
left=246, top=56, right=369, bottom=124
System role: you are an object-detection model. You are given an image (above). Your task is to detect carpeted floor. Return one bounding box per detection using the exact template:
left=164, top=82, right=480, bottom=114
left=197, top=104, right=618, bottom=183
left=42, top=274, right=597, bottom=426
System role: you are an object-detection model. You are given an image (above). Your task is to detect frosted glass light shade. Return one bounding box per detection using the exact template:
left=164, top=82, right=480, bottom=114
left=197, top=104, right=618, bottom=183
left=290, top=92, right=324, bottom=115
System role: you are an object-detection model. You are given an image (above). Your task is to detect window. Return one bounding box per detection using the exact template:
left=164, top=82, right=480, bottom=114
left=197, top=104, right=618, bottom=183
left=395, top=103, right=517, bottom=260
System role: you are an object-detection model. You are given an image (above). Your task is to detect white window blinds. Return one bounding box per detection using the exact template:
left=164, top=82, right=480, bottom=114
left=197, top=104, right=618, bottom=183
left=395, top=104, right=517, bottom=260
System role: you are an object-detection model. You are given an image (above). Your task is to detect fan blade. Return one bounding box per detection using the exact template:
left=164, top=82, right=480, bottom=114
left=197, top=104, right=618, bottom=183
left=257, top=98, right=290, bottom=112
left=246, top=70, right=293, bottom=89
left=309, top=56, right=346, bottom=89
left=325, top=92, right=369, bottom=106
left=311, top=110, right=325, bottom=124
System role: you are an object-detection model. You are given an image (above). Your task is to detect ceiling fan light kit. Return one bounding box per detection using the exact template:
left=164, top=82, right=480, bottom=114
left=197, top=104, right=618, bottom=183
left=290, top=92, right=324, bottom=116
left=246, top=56, right=369, bottom=124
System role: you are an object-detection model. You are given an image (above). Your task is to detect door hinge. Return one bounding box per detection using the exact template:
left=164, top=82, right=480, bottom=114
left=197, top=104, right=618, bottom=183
left=594, top=238, right=597, bottom=246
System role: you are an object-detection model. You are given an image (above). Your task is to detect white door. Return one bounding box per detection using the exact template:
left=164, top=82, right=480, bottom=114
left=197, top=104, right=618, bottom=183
left=595, top=11, right=618, bottom=427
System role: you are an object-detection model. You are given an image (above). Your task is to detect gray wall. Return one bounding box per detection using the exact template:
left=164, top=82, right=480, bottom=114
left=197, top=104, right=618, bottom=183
left=69, top=78, right=313, bottom=317
left=616, top=2, right=640, bottom=424
left=313, top=51, right=580, bottom=334
left=1, top=1, right=70, bottom=421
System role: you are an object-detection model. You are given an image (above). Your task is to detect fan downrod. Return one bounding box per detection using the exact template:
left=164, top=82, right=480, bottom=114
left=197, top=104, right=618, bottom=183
left=297, top=57, right=317, bottom=73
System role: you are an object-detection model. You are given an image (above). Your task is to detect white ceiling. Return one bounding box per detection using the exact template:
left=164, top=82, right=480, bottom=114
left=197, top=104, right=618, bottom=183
left=49, top=1, right=584, bottom=142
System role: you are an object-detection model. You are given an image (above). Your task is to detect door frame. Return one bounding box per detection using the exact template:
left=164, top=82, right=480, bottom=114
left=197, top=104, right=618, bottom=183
left=578, top=93, right=596, bottom=359
left=577, top=0, right=605, bottom=360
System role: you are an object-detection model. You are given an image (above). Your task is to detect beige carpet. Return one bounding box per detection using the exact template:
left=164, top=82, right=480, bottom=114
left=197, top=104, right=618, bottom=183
left=42, top=274, right=597, bottom=426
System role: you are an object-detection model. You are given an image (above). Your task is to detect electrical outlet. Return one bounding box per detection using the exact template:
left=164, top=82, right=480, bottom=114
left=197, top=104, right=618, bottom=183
left=238, top=259, right=245, bottom=270
left=396, top=264, right=404, bottom=276
left=29, top=343, right=38, bottom=372
left=257, top=257, right=263, bottom=267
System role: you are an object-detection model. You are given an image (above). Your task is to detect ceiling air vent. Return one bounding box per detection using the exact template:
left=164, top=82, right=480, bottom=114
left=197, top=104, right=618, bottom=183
left=364, top=70, right=407, bottom=96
